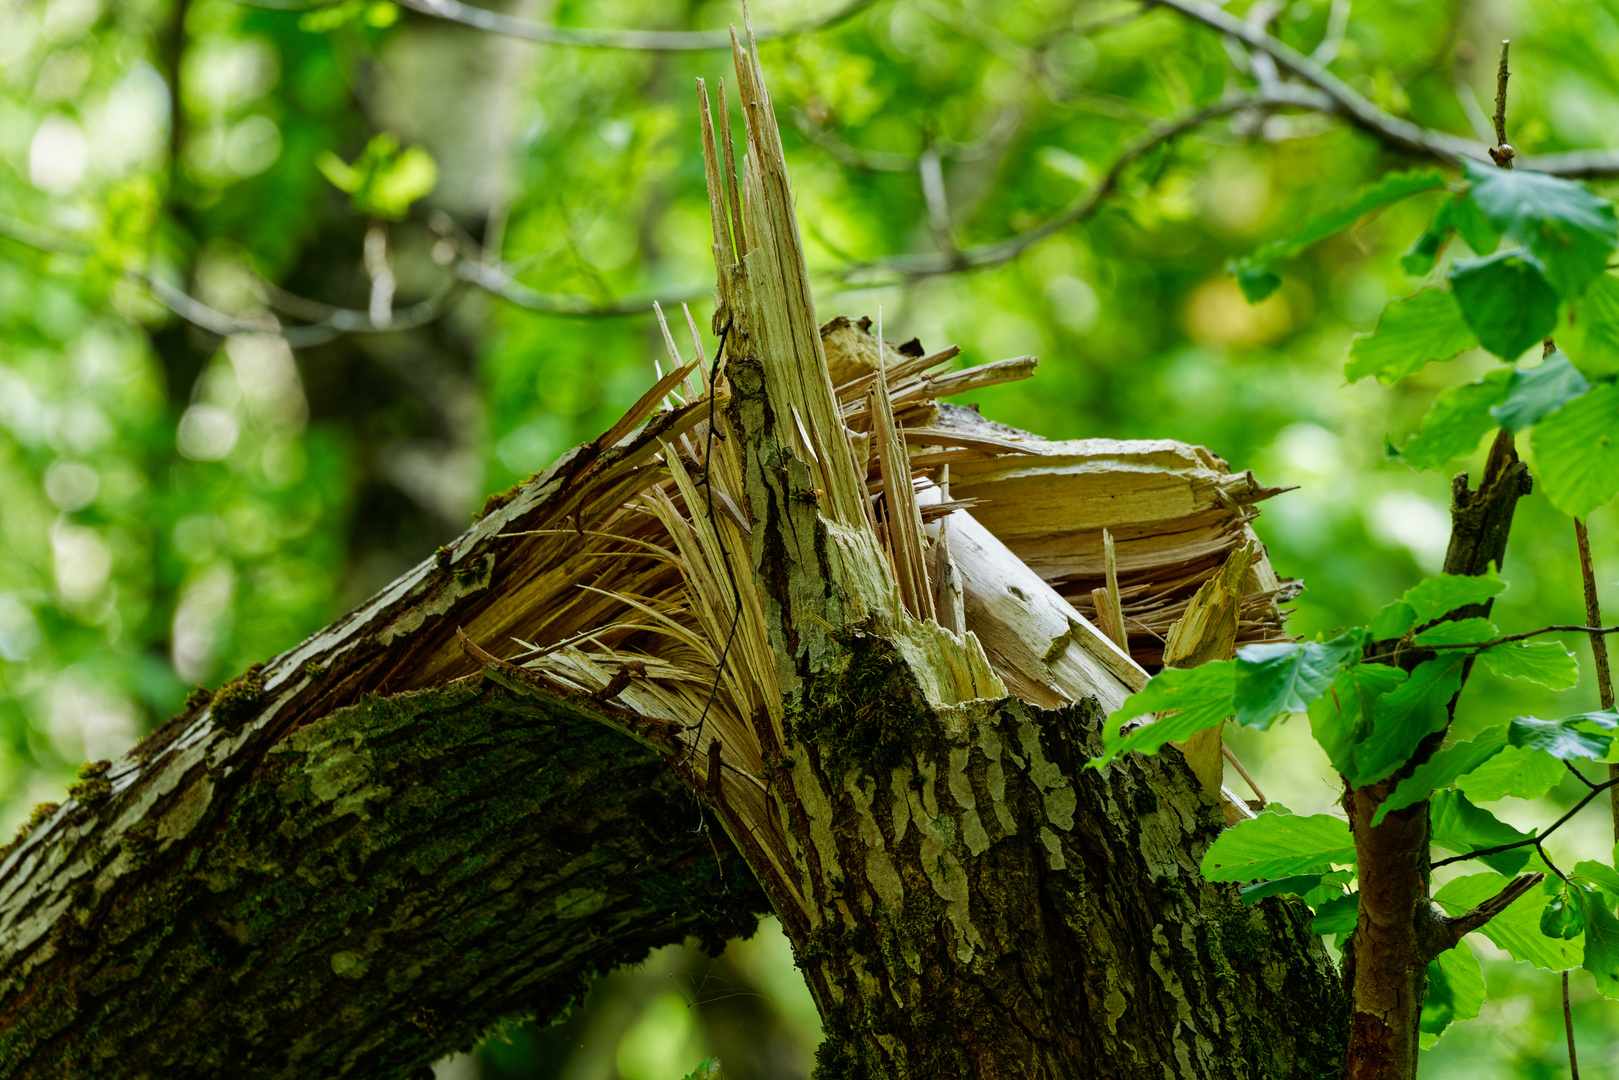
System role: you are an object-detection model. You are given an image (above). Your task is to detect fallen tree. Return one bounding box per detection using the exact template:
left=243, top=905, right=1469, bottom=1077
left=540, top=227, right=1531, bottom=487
left=0, top=34, right=1346, bottom=1080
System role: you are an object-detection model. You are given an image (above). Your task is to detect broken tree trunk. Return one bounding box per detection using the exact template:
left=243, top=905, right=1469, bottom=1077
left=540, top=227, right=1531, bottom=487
left=0, top=31, right=1344, bottom=1080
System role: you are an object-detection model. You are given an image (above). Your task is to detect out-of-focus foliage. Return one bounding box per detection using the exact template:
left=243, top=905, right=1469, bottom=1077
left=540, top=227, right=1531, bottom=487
left=5, top=0, right=1619, bottom=1075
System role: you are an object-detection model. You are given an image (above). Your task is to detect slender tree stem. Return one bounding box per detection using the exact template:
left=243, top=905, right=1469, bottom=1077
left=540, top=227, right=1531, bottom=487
left=1489, top=40, right=1514, bottom=168
left=1573, top=518, right=1618, bottom=842
left=1563, top=970, right=1580, bottom=1080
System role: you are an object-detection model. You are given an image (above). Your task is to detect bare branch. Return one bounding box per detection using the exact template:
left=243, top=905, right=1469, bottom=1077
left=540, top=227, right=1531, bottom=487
left=1423, top=872, right=1544, bottom=961
left=836, top=85, right=1330, bottom=282
left=390, top=0, right=875, bottom=50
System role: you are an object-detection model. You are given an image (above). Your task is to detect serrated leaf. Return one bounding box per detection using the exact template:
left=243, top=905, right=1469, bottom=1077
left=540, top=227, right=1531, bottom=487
left=1456, top=744, right=1565, bottom=801
left=1201, top=811, right=1356, bottom=881
left=1310, top=892, right=1360, bottom=935
left=1480, top=640, right=1580, bottom=689
left=1532, top=382, right=1619, bottom=519
left=1464, top=159, right=1619, bottom=301
left=1421, top=943, right=1485, bottom=1040
left=1448, top=250, right=1561, bottom=360
left=1353, top=655, right=1466, bottom=786
left=1373, top=724, right=1509, bottom=825
left=1309, top=663, right=1408, bottom=778
left=1346, top=289, right=1478, bottom=384
left=1561, top=273, right=1619, bottom=378
left=1403, top=569, right=1506, bottom=624
left=1510, top=713, right=1614, bottom=760
left=1431, top=790, right=1533, bottom=875
left=1435, top=872, right=1583, bottom=970
left=1489, top=351, right=1591, bottom=432
left=1092, top=662, right=1235, bottom=767
left=1232, top=632, right=1365, bottom=730
left=1571, top=881, right=1619, bottom=998
left=1400, top=369, right=1512, bottom=470
left=1412, top=617, right=1497, bottom=647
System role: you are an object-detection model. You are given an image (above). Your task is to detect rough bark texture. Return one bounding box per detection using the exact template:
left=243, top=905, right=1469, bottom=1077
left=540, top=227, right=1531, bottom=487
left=0, top=33, right=1354, bottom=1080
left=698, top=31, right=1345, bottom=1080
left=0, top=683, right=763, bottom=1078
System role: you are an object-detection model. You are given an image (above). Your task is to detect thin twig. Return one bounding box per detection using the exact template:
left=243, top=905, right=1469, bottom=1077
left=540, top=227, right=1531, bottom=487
left=388, top=0, right=876, bottom=50
left=838, top=85, right=1328, bottom=281
left=1430, top=777, right=1619, bottom=869
left=1574, top=518, right=1618, bottom=842
left=1359, top=623, right=1619, bottom=666
left=1564, top=970, right=1581, bottom=1080
left=1489, top=40, right=1514, bottom=168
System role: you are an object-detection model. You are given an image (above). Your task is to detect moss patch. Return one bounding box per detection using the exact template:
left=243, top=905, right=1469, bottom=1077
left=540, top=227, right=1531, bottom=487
left=789, top=634, right=931, bottom=783
left=212, top=663, right=267, bottom=730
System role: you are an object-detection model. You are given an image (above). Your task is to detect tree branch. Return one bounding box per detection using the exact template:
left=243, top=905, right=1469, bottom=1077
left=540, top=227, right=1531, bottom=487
left=1430, top=777, right=1619, bottom=870
left=1421, top=872, right=1544, bottom=962
left=837, top=85, right=1330, bottom=282
left=1150, top=0, right=1619, bottom=177
left=390, top=0, right=876, bottom=50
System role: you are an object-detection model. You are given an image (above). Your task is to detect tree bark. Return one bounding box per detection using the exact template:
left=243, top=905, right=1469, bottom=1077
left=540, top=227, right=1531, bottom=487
left=0, top=32, right=1349, bottom=1080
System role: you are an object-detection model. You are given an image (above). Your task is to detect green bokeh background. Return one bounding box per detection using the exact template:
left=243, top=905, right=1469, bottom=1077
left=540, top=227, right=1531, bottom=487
left=3, top=0, right=1619, bottom=1073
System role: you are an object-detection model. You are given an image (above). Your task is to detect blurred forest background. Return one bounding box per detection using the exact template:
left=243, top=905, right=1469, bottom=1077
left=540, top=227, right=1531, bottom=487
left=3, top=0, right=1619, bottom=1074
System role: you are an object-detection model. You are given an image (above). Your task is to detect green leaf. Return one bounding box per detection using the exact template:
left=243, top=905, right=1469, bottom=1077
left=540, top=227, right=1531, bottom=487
left=1561, top=273, right=1619, bottom=378
left=1309, top=663, right=1408, bottom=778
left=1411, top=616, right=1497, bottom=647
left=682, top=1058, right=723, bottom=1080
left=1370, top=600, right=1418, bottom=641
left=1509, top=712, right=1615, bottom=760
left=1092, top=662, right=1234, bottom=767
left=1240, top=874, right=1324, bottom=904
left=1464, top=159, right=1619, bottom=301
left=1201, top=811, right=1356, bottom=881
left=1372, top=724, right=1509, bottom=825
left=1345, top=289, right=1478, bottom=385
left=1310, top=892, right=1360, bottom=935
left=1232, top=632, right=1365, bottom=730
left=1531, top=382, right=1619, bottom=518
left=1479, top=640, right=1580, bottom=689
left=1400, top=369, right=1512, bottom=470
left=1236, top=266, right=1283, bottom=304
left=1431, top=790, right=1533, bottom=875
left=1402, top=569, right=1506, bottom=624
left=1489, top=351, right=1591, bottom=432
left=1421, top=943, right=1485, bottom=1041
left=1435, top=872, right=1582, bottom=970
left=1448, top=250, right=1560, bottom=360
left=1402, top=193, right=1501, bottom=275
left=1574, top=860, right=1619, bottom=903
left=1239, top=870, right=1353, bottom=905
left=319, top=134, right=440, bottom=221
left=1543, top=889, right=1587, bottom=939
left=1456, top=744, right=1565, bottom=801
left=1352, top=655, right=1466, bottom=786
left=1571, top=881, right=1619, bottom=999
left=1239, top=169, right=1447, bottom=300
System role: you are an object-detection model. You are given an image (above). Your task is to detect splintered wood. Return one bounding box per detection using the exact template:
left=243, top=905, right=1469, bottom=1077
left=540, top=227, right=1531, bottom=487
left=433, top=35, right=1296, bottom=851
